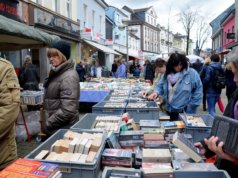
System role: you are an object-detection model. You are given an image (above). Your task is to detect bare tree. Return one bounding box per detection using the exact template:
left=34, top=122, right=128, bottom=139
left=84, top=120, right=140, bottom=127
left=195, top=15, right=211, bottom=55
left=179, top=7, right=197, bottom=55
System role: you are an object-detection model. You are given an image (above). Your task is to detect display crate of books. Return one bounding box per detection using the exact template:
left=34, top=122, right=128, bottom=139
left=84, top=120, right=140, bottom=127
left=103, top=94, right=129, bottom=102
left=179, top=114, right=214, bottom=142
left=125, top=100, right=159, bottom=122
left=71, top=113, right=122, bottom=136
left=173, top=170, right=230, bottom=178
left=20, top=90, right=44, bottom=105
left=92, top=101, right=126, bottom=115
left=25, top=129, right=107, bottom=178
left=102, top=167, right=142, bottom=178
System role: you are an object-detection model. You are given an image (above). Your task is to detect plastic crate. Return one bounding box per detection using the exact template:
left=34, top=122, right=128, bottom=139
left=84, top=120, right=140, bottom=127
left=25, top=129, right=106, bottom=178
left=71, top=113, right=122, bottom=135
left=20, top=91, right=44, bottom=105
left=125, top=101, right=159, bottom=122
left=92, top=101, right=126, bottom=115
left=174, top=170, right=230, bottom=178
left=179, top=114, right=214, bottom=142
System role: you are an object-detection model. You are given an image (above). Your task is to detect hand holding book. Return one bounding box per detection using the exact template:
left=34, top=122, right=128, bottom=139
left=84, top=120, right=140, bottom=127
left=204, top=136, right=237, bottom=163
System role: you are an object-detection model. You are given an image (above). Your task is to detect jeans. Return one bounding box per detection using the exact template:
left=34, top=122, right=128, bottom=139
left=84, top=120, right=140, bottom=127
left=206, top=94, right=220, bottom=117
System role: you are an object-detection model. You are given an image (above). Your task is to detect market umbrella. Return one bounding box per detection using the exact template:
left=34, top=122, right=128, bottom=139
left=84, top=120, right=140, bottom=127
left=186, top=55, right=204, bottom=63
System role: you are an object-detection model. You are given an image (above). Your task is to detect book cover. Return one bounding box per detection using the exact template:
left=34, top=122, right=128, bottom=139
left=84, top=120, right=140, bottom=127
left=172, top=131, right=202, bottom=163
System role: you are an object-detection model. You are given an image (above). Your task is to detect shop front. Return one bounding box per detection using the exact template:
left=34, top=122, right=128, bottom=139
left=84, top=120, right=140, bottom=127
left=0, top=0, right=59, bottom=77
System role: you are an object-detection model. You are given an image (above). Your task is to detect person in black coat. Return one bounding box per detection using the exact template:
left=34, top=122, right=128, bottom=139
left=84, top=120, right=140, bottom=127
left=225, top=63, right=237, bottom=101
left=76, top=62, right=86, bottom=82
left=19, top=55, right=40, bottom=91
left=195, top=47, right=238, bottom=178
left=144, top=60, right=154, bottom=83
left=192, top=58, right=203, bottom=73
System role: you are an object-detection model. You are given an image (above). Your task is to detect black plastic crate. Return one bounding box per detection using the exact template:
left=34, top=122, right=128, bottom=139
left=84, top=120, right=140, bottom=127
left=179, top=114, right=214, bottom=142
left=125, top=101, right=159, bottom=122
left=25, top=129, right=106, bottom=178
left=92, top=101, right=126, bottom=115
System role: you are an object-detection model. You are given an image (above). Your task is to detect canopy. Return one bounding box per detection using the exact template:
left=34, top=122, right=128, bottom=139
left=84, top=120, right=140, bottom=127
left=84, top=40, right=121, bottom=55
left=0, top=15, right=60, bottom=50
left=186, top=55, right=204, bottom=63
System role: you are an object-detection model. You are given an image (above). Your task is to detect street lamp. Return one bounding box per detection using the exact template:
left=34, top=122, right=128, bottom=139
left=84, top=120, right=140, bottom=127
left=118, top=25, right=137, bottom=63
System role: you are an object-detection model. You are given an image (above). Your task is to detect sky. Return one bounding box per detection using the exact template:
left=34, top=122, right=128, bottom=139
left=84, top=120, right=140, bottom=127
left=105, top=0, right=234, bottom=49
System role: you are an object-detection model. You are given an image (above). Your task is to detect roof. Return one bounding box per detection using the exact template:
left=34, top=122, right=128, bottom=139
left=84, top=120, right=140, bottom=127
left=210, top=3, right=235, bottom=34
left=0, top=15, right=60, bottom=50
left=133, top=6, right=152, bottom=13
left=108, top=6, right=128, bottom=17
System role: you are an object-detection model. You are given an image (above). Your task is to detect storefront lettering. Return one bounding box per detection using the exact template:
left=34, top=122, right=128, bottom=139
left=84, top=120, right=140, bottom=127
left=0, top=0, right=19, bottom=19
left=0, top=3, right=5, bottom=11
left=5, top=4, right=17, bottom=16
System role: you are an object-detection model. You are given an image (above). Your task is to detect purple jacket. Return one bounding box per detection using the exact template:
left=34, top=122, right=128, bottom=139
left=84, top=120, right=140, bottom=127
left=116, top=64, right=127, bottom=78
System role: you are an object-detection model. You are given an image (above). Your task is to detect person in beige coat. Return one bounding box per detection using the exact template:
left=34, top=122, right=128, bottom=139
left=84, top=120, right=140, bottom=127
left=0, top=58, right=20, bottom=170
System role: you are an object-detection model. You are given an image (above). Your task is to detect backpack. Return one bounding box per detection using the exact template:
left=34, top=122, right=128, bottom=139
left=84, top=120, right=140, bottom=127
left=210, top=66, right=226, bottom=91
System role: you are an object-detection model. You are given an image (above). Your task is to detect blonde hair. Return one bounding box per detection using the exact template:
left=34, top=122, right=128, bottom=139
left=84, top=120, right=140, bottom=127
left=47, top=48, right=67, bottom=64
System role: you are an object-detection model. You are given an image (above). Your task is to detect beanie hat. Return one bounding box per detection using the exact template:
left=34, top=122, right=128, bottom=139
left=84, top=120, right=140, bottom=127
left=50, top=40, right=71, bottom=59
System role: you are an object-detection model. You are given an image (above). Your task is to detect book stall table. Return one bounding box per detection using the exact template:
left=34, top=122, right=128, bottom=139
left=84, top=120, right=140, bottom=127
left=18, top=91, right=44, bottom=141
left=80, top=90, right=111, bottom=102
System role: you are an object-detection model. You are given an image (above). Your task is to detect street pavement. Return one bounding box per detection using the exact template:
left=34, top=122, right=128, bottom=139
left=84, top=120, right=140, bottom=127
left=17, top=90, right=228, bottom=158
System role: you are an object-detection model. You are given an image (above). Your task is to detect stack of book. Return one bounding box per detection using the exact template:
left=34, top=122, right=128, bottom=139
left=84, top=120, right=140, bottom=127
left=144, top=131, right=168, bottom=148
left=102, top=149, right=133, bottom=167
left=162, top=121, right=185, bottom=134
left=34, top=131, right=103, bottom=164
left=142, top=162, right=173, bottom=178
left=142, top=149, right=172, bottom=178
left=0, top=158, right=61, bottom=178
left=102, top=167, right=142, bottom=178
left=119, top=131, right=144, bottom=147
left=93, top=115, right=122, bottom=132
left=139, top=120, right=160, bottom=131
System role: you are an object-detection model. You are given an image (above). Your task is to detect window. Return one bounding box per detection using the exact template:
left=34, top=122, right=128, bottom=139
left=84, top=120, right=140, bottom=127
left=232, top=26, right=234, bottom=33
left=66, top=0, right=71, bottom=18
left=92, top=10, right=95, bottom=30
left=99, top=15, right=102, bottom=32
left=83, top=4, right=87, bottom=27
left=116, top=14, right=120, bottom=22
left=36, top=0, right=42, bottom=4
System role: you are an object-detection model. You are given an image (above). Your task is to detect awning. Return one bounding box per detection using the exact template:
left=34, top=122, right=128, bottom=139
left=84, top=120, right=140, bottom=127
left=0, top=15, right=60, bottom=50
left=84, top=40, right=121, bottom=55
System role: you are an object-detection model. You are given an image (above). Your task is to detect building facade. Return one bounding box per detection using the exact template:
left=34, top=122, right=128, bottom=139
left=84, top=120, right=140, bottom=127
left=123, top=6, right=160, bottom=60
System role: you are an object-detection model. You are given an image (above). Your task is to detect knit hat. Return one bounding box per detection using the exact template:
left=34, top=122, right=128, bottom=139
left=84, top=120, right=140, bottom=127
left=50, top=40, right=71, bottom=59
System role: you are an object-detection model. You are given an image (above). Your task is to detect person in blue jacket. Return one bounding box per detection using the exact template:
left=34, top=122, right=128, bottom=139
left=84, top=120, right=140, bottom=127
left=148, top=52, right=202, bottom=120
left=202, top=54, right=224, bottom=117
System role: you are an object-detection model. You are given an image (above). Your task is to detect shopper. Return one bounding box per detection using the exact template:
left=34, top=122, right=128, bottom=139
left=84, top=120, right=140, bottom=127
left=144, top=60, right=154, bottom=83
left=142, top=58, right=166, bottom=96
left=148, top=52, right=202, bottom=120
left=116, top=58, right=127, bottom=78
left=43, top=40, right=80, bottom=136
left=225, top=63, right=236, bottom=101
left=195, top=46, right=238, bottom=178
left=0, top=58, right=20, bottom=170
left=202, top=54, right=225, bottom=117
left=111, top=60, right=118, bottom=78
left=19, top=55, right=40, bottom=91
left=200, top=57, right=211, bottom=111
left=76, top=61, right=86, bottom=82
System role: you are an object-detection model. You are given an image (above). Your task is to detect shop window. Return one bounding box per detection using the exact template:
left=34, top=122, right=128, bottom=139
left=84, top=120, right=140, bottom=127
left=66, top=0, right=71, bottom=18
